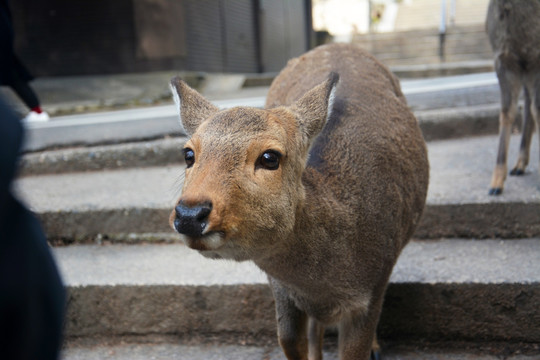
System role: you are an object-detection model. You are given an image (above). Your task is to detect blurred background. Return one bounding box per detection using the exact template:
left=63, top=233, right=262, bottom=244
left=2, top=0, right=493, bottom=118
left=10, top=0, right=489, bottom=76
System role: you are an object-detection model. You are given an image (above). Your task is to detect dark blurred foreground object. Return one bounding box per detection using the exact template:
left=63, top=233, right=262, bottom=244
left=0, top=96, right=65, bottom=359
left=0, top=0, right=49, bottom=122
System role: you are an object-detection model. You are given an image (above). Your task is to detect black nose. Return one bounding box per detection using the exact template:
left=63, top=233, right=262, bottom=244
left=174, top=201, right=212, bottom=237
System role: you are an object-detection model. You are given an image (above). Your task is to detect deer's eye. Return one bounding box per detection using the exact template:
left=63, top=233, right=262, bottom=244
left=258, top=150, right=282, bottom=170
left=183, top=148, right=195, bottom=168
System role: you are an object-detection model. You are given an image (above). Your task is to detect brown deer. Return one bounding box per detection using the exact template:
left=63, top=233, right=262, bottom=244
left=169, top=43, right=429, bottom=360
left=486, top=0, right=540, bottom=195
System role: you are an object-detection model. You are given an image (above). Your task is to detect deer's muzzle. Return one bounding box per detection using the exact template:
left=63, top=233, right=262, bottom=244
left=173, top=201, right=212, bottom=237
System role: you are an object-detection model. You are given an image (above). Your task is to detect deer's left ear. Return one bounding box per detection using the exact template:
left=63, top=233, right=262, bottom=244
left=290, top=72, right=339, bottom=142
left=170, top=76, right=219, bottom=136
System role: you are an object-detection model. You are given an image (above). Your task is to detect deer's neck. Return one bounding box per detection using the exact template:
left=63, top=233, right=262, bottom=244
left=253, top=168, right=341, bottom=286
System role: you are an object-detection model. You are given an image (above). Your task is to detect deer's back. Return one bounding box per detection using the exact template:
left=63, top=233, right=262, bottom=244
left=266, top=43, right=429, bottom=253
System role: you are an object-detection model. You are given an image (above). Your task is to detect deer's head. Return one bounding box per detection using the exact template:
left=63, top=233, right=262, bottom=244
left=169, top=74, right=338, bottom=261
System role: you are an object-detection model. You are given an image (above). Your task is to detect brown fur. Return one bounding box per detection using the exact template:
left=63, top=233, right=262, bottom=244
left=170, top=43, right=429, bottom=359
left=486, top=0, right=540, bottom=195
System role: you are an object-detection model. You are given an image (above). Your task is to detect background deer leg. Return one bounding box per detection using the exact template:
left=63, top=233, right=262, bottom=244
left=511, top=86, right=534, bottom=175
left=532, top=75, right=540, bottom=177
left=371, top=337, right=381, bottom=360
left=490, top=61, right=522, bottom=195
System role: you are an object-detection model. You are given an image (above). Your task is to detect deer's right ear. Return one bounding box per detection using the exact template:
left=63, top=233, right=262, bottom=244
left=290, top=72, right=339, bottom=144
left=170, top=77, right=219, bottom=136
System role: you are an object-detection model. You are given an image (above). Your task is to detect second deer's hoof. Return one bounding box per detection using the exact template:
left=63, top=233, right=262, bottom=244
left=371, top=349, right=382, bottom=360
left=488, top=187, right=503, bottom=196
left=510, top=168, right=525, bottom=176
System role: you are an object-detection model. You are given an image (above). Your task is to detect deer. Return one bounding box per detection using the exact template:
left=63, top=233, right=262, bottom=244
left=486, top=0, right=540, bottom=195
left=169, top=43, right=429, bottom=360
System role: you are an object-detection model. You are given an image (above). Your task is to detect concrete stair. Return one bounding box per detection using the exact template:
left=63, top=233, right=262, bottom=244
left=15, top=131, right=540, bottom=359
left=352, top=25, right=493, bottom=67
left=61, top=341, right=539, bottom=360
left=393, top=0, right=490, bottom=32
left=15, top=97, right=540, bottom=358
left=55, top=240, right=539, bottom=343
left=15, top=135, right=540, bottom=243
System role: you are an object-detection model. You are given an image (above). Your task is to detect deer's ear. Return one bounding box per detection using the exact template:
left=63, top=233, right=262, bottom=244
left=170, top=77, right=219, bottom=136
left=291, top=72, right=339, bottom=142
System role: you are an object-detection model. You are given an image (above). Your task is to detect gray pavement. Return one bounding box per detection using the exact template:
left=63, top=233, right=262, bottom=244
left=21, top=101, right=503, bottom=152
left=54, top=243, right=266, bottom=287
left=20, top=130, right=539, bottom=349
left=427, top=135, right=539, bottom=205
left=14, top=134, right=540, bottom=240
left=17, top=134, right=540, bottom=211
left=61, top=342, right=538, bottom=360
left=18, top=71, right=504, bottom=151
left=21, top=87, right=269, bottom=152
left=16, top=101, right=502, bottom=176
left=53, top=240, right=539, bottom=289
left=55, top=239, right=540, bottom=343
left=0, top=62, right=493, bottom=117
left=19, top=137, right=186, bottom=176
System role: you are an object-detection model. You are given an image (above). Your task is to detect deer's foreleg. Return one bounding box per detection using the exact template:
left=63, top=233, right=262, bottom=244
left=307, top=317, right=324, bottom=360
left=271, top=279, right=309, bottom=360
left=511, top=86, right=535, bottom=175
left=490, top=61, right=522, bottom=195
left=531, top=75, right=540, bottom=179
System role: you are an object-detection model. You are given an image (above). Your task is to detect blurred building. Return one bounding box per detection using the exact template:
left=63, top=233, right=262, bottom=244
left=313, top=0, right=491, bottom=66
left=11, top=0, right=312, bottom=77
left=313, top=0, right=397, bottom=42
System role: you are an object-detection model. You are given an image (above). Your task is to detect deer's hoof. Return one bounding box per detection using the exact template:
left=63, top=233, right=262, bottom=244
left=488, top=187, right=503, bottom=196
left=510, top=168, right=525, bottom=176
left=371, top=349, right=382, bottom=360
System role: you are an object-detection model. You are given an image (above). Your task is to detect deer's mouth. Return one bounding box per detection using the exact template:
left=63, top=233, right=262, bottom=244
left=183, top=231, right=252, bottom=261
left=182, top=231, right=225, bottom=252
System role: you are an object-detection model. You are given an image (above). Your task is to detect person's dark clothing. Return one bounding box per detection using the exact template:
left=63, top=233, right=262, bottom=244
left=0, top=0, right=33, bottom=86
left=0, top=97, right=65, bottom=360
left=0, top=0, right=39, bottom=110
left=6, top=74, right=40, bottom=109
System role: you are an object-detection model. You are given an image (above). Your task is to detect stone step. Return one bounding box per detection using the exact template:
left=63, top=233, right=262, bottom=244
left=359, top=39, right=492, bottom=63
left=394, top=0, right=489, bottom=31
left=14, top=135, right=540, bottom=242
left=19, top=103, right=505, bottom=177
left=21, top=74, right=501, bottom=154
left=352, top=25, right=493, bottom=66
left=390, top=60, right=494, bottom=78
left=61, top=340, right=540, bottom=360
left=377, top=52, right=492, bottom=66
left=18, top=104, right=502, bottom=177
left=355, top=30, right=490, bottom=52
left=54, top=239, right=540, bottom=343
